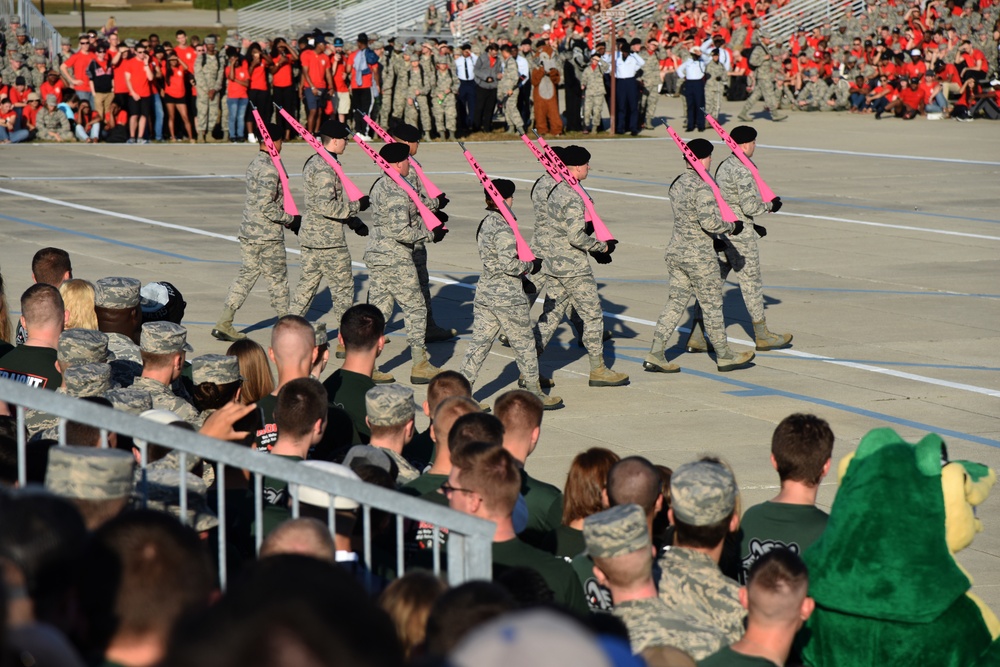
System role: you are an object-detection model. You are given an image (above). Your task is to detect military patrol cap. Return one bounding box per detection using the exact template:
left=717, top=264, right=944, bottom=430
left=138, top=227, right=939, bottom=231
left=95, top=277, right=141, bottom=309
left=105, top=388, right=154, bottom=415
left=64, top=363, right=112, bottom=397
left=140, top=321, right=193, bottom=354
left=583, top=503, right=650, bottom=558
left=371, top=41, right=383, bottom=50
left=15, top=26, right=26, bottom=36
left=379, top=142, right=410, bottom=163
left=11, top=53, right=25, bottom=63
left=30, top=55, right=45, bottom=65
left=365, top=384, right=419, bottom=426
left=10, top=14, right=20, bottom=22
left=204, top=35, right=217, bottom=45
left=670, top=459, right=737, bottom=526
left=490, top=178, right=515, bottom=200
left=805, top=68, right=818, bottom=77
left=393, top=122, right=422, bottom=142
left=143, top=467, right=219, bottom=531
left=191, top=353, right=240, bottom=385
left=45, top=445, right=135, bottom=500
left=59, top=329, right=110, bottom=366
left=124, top=38, right=137, bottom=48
left=44, top=93, right=56, bottom=105
left=831, top=69, right=842, bottom=78
left=560, top=145, right=591, bottom=166
left=298, top=460, right=361, bottom=510
left=319, top=119, right=350, bottom=139
left=313, top=322, right=328, bottom=347
left=687, top=137, right=714, bottom=159
left=434, top=54, right=450, bottom=65
left=729, top=125, right=757, bottom=144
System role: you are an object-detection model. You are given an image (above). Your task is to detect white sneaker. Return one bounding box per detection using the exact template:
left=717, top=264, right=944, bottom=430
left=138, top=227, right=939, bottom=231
left=248, top=133, right=256, bottom=142
left=926, top=112, right=942, bottom=120
left=357, top=134, right=371, bottom=142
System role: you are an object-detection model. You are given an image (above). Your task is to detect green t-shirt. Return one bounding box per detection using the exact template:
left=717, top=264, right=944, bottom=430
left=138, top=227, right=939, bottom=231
left=323, top=368, right=375, bottom=443
left=259, top=453, right=303, bottom=536
left=570, top=551, right=613, bottom=612
left=402, top=427, right=434, bottom=471
left=493, top=537, right=589, bottom=615
left=400, top=472, right=447, bottom=499
left=519, top=470, right=563, bottom=554
left=698, top=646, right=780, bottom=667
left=555, top=524, right=585, bottom=560
left=738, top=501, right=829, bottom=584
left=253, top=391, right=360, bottom=457
left=0, top=345, right=61, bottom=390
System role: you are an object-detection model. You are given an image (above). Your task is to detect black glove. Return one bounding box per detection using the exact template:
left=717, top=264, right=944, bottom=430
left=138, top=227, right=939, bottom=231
left=713, top=237, right=728, bottom=252
left=584, top=220, right=595, bottom=235
left=530, top=258, right=543, bottom=275
left=770, top=196, right=782, bottom=213
left=346, top=217, right=369, bottom=236
left=434, top=210, right=449, bottom=223
left=731, top=220, right=744, bottom=236
left=286, top=215, right=302, bottom=235
left=521, top=276, right=538, bottom=294
left=358, top=195, right=371, bottom=212
left=590, top=251, right=613, bottom=264
left=754, top=224, right=767, bottom=238
left=436, top=193, right=450, bottom=209
left=431, top=226, right=449, bottom=243
left=604, top=240, right=618, bottom=254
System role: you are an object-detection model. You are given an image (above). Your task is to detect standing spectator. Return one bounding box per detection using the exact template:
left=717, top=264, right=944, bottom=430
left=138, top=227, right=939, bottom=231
left=125, top=43, right=154, bottom=143
left=532, top=42, right=562, bottom=135
left=60, top=35, right=96, bottom=106
left=150, top=47, right=167, bottom=142
left=472, top=43, right=501, bottom=132
left=162, top=53, right=195, bottom=142
left=581, top=53, right=608, bottom=133
left=561, top=33, right=587, bottom=133
left=86, top=42, right=115, bottom=125
left=0, top=285, right=65, bottom=390
left=323, top=304, right=387, bottom=441
left=348, top=33, right=380, bottom=136
left=431, top=55, right=458, bottom=140
left=704, top=48, right=729, bottom=118
left=454, top=42, right=477, bottom=134
left=498, top=45, right=524, bottom=134
left=330, top=38, right=351, bottom=124
left=246, top=43, right=272, bottom=132
left=614, top=41, right=644, bottom=135
left=194, top=36, right=225, bottom=142
left=224, top=47, right=249, bottom=143
left=404, top=55, right=432, bottom=138
left=269, top=38, right=298, bottom=140
left=677, top=46, right=707, bottom=132
left=300, top=35, right=331, bottom=136
left=173, top=30, right=197, bottom=79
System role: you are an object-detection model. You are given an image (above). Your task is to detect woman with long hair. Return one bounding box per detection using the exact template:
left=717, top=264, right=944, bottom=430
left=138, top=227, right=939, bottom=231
left=558, top=447, right=621, bottom=558
left=225, top=46, right=250, bottom=142
left=246, top=42, right=272, bottom=140
left=226, top=339, right=274, bottom=404
left=269, top=37, right=298, bottom=140
left=162, top=52, right=195, bottom=142
left=59, top=279, right=99, bottom=330
left=0, top=271, right=13, bottom=346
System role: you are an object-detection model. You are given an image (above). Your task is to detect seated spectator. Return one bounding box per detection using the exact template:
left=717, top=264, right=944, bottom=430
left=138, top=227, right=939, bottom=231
left=970, top=77, right=1000, bottom=120
left=59, top=279, right=99, bottom=330
left=35, top=94, right=73, bottom=142
left=423, top=581, right=516, bottom=658
left=365, top=384, right=422, bottom=486
left=226, top=338, right=274, bottom=405
left=0, top=96, right=28, bottom=143
left=739, top=413, right=834, bottom=584
left=379, top=570, right=449, bottom=660
left=74, top=98, right=101, bottom=142
left=400, top=395, right=480, bottom=504
left=0, top=284, right=65, bottom=390
left=44, top=444, right=135, bottom=530
left=557, top=447, right=619, bottom=560
left=403, top=369, right=473, bottom=469
left=94, top=276, right=144, bottom=387
left=699, top=549, right=814, bottom=667
left=190, top=353, right=243, bottom=419
left=323, top=304, right=387, bottom=443
left=259, top=517, right=336, bottom=562
left=132, top=322, right=201, bottom=426
left=886, top=76, right=926, bottom=118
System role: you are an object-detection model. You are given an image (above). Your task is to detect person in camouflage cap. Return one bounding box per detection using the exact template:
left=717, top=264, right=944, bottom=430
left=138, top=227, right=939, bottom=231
left=657, top=459, right=745, bottom=645
left=311, top=321, right=331, bottom=380
left=95, top=276, right=142, bottom=310
left=105, top=387, right=154, bottom=415
left=584, top=503, right=726, bottom=658
left=64, top=362, right=113, bottom=397
left=141, top=467, right=219, bottom=532
left=364, top=384, right=421, bottom=485
left=45, top=445, right=135, bottom=529
left=58, top=329, right=110, bottom=368
left=132, top=322, right=202, bottom=427
left=191, top=354, right=241, bottom=385
left=94, top=277, right=143, bottom=387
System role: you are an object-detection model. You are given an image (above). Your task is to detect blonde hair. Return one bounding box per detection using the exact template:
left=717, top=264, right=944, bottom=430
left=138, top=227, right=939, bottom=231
left=379, top=571, right=448, bottom=659
left=59, top=279, right=99, bottom=330
left=226, top=339, right=275, bottom=404
left=0, top=271, right=12, bottom=343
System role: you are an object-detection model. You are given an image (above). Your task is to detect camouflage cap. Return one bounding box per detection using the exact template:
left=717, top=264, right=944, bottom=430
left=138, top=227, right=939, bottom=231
left=313, top=322, right=328, bottom=347
left=191, top=354, right=241, bottom=385
left=63, top=363, right=112, bottom=398
left=141, top=467, right=219, bottom=531
left=58, top=329, right=110, bottom=367
left=365, top=384, right=418, bottom=426
left=95, top=277, right=141, bottom=309
left=298, top=460, right=361, bottom=510
left=434, top=54, right=450, bottom=65
left=203, top=35, right=217, bottom=45
left=670, top=460, right=737, bottom=526
left=45, top=445, right=135, bottom=500
left=30, top=54, right=45, bottom=65
left=124, top=38, right=137, bottom=48
left=15, top=26, right=26, bottom=36
left=583, top=503, right=650, bottom=559
left=105, top=388, right=154, bottom=415
left=140, top=321, right=193, bottom=354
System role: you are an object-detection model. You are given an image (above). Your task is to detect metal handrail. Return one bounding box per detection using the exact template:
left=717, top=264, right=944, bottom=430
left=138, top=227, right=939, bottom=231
left=455, top=0, right=548, bottom=38
left=331, top=0, right=441, bottom=43
left=591, top=0, right=661, bottom=45
left=4, top=0, right=63, bottom=59
left=760, top=0, right=865, bottom=42
left=2, top=378, right=494, bottom=588
left=237, top=0, right=336, bottom=41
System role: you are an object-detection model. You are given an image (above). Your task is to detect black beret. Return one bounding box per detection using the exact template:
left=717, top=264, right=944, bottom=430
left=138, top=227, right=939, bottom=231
left=729, top=125, right=757, bottom=144
left=491, top=179, right=516, bottom=200
left=257, top=122, right=282, bottom=143
left=379, top=142, right=410, bottom=163
left=392, top=122, right=421, bottom=142
left=687, top=138, right=714, bottom=159
left=551, top=145, right=566, bottom=162
left=630, top=38, right=642, bottom=46
left=357, top=33, right=369, bottom=43
left=561, top=145, right=591, bottom=166
left=520, top=39, right=532, bottom=46
left=319, top=119, right=350, bottom=139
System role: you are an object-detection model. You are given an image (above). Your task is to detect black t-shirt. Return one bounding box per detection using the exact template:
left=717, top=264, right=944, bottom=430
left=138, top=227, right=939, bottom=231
left=322, top=368, right=374, bottom=443
left=253, top=390, right=360, bottom=458
left=0, top=345, right=62, bottom=390
left=87, top=58, right=115, bottom=93
left=254, top=394, right=278, bottom=452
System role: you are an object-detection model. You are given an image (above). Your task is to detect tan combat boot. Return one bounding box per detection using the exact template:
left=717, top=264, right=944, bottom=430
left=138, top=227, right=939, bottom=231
left=588, top=357, right=629, bottom=387
left=211, top=307, right=246, bottom=342
left=409, top=347, right=441, bottom=384
left=716, top=349, right=755, bottom=372
left=523, top=381, right=564, bottom=410
left=684, top=319, right=712, bottom=353
left=372, top=368, right=396, bottom=384
left=643, top=351, right=681, bottom=373
left=197, top=131, right=206, bottom=143
left=753, top=321, right=793, bottom=351
left=518, top=374, right=555, bottom=389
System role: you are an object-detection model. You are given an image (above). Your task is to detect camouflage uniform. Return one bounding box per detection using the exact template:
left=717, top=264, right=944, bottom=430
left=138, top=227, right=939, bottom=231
left=379, top=50, right=399, bottom=127
left=649, top=170, right=738, bottom=358
left=430, top=60, right=458, bottom=136
left=44, top=445, right=134, bottom=500
left=194, top=48, right=225, bottom=136
left=704, top=59, right=728, bottom=117
left=404, top=168, right=448, bottom=338
left=829, top=76, right=851, bottom=110
left=26, top=363, right=113, bottom=440
left=291, top=152, right=361, bottom=320
left=35, top=106, right=73, bottom=141
left=364, top=174, right=432, bottom=352
left=366, top=385, right=422, bottom=486
left=639, top=47, right=665, bottom=125
left=614, top=598, right=727, bottom=658
left=459, top=210, right=540, bottom=391
left=798, top=77, right=830, bottom=111
left=739, top=40, right=783, bottom=120
left=222, top=150, right=294, bottom=317
left=404, top=62, right=433, bottom=135
left=95, top=277, right=144, bottom=388
left=499, top=55, right=524, bottom=133
left=105, top=387, right=154, bottom=415
left=133, top=321, right=203, bottom=427
left=581, top=60, right=609, bottom=132
left=533, top=182, right=610, bottom=370
left=391, top=54, right=410, bottom=121
left=657, top=546, right=745, bottom=643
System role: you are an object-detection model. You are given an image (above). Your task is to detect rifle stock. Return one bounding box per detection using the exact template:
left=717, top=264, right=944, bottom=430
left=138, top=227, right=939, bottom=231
left=352, top=135, right=444, bottom=232
left=250, top=105, right=299, bottom=216
left=459, top=142, right=535, bottom=262
left=276, top=105, right=364, bottom=201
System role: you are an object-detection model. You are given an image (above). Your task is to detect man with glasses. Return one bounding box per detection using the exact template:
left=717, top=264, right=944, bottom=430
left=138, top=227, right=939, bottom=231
left=125, top=42, right=154, bottom=142
left=60, top=35, right=96, bottom=106
left=87, top=41, right=115, bottom=124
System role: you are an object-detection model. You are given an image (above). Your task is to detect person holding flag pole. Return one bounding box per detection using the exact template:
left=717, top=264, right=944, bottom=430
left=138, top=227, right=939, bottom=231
left=643, top=133, right=756, bottom=374
left=212, top=115, right=301, bottom=342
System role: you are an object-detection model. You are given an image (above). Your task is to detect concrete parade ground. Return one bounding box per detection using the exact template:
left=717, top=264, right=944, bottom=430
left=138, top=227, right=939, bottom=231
left=1, top=98, right=998, bottom=608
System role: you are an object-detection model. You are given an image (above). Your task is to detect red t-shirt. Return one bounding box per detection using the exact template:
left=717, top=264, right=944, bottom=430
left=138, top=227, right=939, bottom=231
left=23, top=103, right=40, bottom=127
left=301, top=50, right=329, bottom=89
left=113, top=56, right=131, bottom=94
left=65, top=50, right=96, bottom=91
left=249, top=61, right=268, bottom=91
left=126, top=58, right=152, bottom=97
left=9, top=85, right=29, bottom=105
left=174, top=45, right=196, bottom=73
left=272, top=53, right=294, bottom=87
left=162, top=63, right=187, bottom=98
left=332, top=60, right=349, bottom=93
left=902, top=61, right=927, bottom=79
left=898, top=85, right=923, bottom=108
left=1, top=110, right=16, bottom=129
left=962, top=49, right=986, bottom=72
left=226, top=62, right=249, bottom=98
